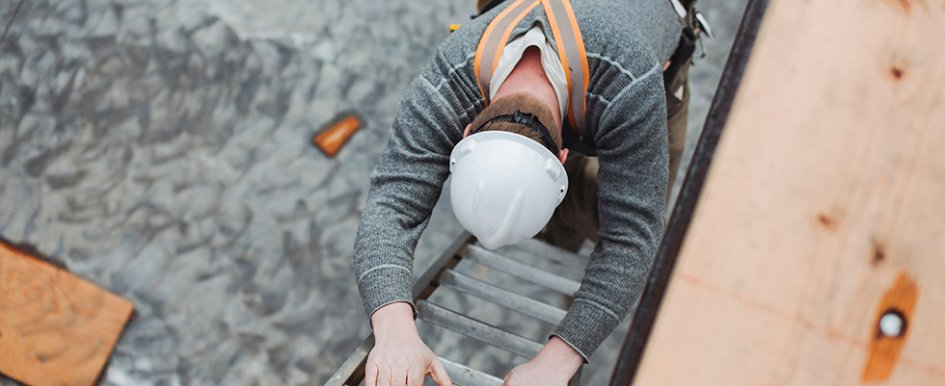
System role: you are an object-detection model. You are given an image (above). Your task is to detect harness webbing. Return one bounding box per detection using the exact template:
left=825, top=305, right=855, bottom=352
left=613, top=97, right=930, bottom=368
left=474, top=0, right=589, bottom=132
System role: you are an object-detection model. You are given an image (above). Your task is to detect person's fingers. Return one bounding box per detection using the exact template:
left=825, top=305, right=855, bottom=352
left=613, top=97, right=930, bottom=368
left=378, top=363, right=392, bottom=386
left=365, top=362, right=379, bottom=386
left=429, top=358, right=453, bottom=386
left=406, top=368, right=424, bottom=386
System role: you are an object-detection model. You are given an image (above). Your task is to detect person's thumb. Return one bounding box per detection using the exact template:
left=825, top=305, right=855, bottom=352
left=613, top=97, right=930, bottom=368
left=428, top=357, right=453, bottom=386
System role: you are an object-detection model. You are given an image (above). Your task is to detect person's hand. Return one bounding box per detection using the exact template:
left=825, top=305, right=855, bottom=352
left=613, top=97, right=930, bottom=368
left=366, top=302, right=452, bottom=386
left=503, top=337, right=582, bottom=386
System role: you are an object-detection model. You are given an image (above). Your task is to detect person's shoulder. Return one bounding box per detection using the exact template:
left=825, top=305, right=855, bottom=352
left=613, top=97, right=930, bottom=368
left=574, top=0, right=680, bottom=62
left=418, top=18, right=488, bottom=84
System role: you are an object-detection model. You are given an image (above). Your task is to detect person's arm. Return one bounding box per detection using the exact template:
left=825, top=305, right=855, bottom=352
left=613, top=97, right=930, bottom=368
left=559, top=69, right=669, bottom=358
left=505, top=69, right=669, bottom=385
left=354, top=44, right=479, bottom=385
left=354, top=73, right=466, bottom=319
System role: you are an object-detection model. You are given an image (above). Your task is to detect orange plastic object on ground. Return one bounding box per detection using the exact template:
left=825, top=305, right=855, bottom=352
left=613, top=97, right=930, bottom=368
left=314, top=112, right=363, bottom=158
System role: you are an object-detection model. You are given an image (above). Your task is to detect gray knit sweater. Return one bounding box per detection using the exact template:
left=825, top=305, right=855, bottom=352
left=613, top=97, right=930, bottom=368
left=354, top=0, right=681, bottom=361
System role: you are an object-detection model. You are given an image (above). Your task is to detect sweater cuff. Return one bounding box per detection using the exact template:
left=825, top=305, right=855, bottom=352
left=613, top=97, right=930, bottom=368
left=550, top=299, right=622, bottom=363
left=357, top=265, right=417, bottom=323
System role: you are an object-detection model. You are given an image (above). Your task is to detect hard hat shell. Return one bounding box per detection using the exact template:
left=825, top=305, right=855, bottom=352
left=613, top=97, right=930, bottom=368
left=449, top=131, right=568, bottom=250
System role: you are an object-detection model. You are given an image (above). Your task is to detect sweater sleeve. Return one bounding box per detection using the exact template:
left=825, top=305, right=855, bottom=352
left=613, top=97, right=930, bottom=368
left=551, top=70, right=668, bottom=361
left=352, top=62, right=474, bottom=320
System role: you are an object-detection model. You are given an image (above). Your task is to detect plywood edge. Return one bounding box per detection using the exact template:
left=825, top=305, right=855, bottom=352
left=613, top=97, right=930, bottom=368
left=0, top=237, right=135, bottom=386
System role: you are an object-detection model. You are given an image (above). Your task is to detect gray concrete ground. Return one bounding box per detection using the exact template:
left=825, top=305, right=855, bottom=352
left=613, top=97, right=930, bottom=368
left=0, top=0, right=746, bottom=384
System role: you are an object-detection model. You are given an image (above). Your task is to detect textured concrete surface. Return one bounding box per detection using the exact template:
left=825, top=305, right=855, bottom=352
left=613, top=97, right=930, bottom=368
left=0, top=0, right=747, bottom=384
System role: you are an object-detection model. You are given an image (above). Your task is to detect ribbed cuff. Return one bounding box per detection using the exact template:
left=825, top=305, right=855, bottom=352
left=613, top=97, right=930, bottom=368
left=550, top=299, right=622, bottom=363
left=357, top=265, right=417, bottom=325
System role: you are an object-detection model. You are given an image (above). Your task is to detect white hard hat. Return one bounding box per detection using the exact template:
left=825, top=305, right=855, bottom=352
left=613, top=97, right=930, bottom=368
left=449, top=130, right=568, bottom=249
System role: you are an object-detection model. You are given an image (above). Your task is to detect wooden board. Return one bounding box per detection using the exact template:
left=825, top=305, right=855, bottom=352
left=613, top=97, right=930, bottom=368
left=633, top=0, right=945, bottom=384
left=0, top=241, right=134, bottom=386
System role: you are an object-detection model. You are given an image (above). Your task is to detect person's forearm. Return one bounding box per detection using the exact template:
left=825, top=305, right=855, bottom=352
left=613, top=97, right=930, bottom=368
left=370, top=302, right=418, bottom=340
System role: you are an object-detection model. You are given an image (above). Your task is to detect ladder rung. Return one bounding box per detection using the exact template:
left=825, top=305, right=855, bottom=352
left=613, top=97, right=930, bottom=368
left=416, top=300, right=543, bottom=359
left=440, top=269, right=566, bottom=325
left=465, top=245, right=582, bottom=295
left=489, top=244, right=585, bottom=281
left=439, top=357, right=503, bottom=386
left=517, top=238, right=591, bottom=261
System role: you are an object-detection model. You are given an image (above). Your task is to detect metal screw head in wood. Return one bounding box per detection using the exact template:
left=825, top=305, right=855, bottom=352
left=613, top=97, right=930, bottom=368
left=879, top=311, right=905, bottom=338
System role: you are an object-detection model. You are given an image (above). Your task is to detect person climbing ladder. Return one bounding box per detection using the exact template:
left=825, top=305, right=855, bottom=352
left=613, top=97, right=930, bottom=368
left=352, top=0, right=704, bottom=384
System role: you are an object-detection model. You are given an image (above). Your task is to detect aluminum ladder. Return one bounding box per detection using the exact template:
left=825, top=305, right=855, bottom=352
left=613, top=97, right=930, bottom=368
left=327, top=232, right=589, bottom=386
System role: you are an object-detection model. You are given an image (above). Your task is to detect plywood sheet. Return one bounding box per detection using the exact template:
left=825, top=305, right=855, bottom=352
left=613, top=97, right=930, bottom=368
left=633, top=0, right=945, bottom=384
left=0, top=241, right=134, bottom=386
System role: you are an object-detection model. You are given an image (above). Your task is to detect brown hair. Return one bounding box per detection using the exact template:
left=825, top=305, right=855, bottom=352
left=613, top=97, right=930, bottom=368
left=468, top=93, right=562, bottom=151
left=477, top=0, right=497, bottom=13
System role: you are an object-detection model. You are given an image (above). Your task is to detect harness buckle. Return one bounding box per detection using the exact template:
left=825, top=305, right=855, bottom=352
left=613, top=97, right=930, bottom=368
left=694, top=11, right=714, bottom=40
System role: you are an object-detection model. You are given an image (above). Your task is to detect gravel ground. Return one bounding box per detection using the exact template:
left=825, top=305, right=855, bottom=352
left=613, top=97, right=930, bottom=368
left=0, top=0, right=746, bottom=384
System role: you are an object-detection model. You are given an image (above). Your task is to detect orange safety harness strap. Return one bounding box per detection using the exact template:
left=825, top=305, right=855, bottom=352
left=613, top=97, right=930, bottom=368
left=474, top=0, right=540, bottom=101
left=474, top=0, right=589, bottom=132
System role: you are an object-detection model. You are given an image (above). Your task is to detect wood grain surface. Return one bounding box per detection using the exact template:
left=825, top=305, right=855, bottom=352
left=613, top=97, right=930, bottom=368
left=632, top=0, right=945, bottom=384
left=0, top=242, right=134, bottom=386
